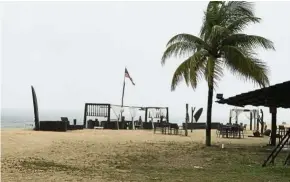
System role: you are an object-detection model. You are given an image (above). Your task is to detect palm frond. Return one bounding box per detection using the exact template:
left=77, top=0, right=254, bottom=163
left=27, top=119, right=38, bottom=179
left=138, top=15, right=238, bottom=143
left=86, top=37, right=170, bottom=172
left=226, top=16, right=261, bottom=33
left=222, top=34, right=275, bottom=50
left=218, top=1, right=257, bottom=30
left=225, top=1, right=255, bottom=17
left=221, top=45, right=270, bottom=87
left=171, top=51, right=207, bottom=91
left=162, top=34, right=210, bottom=65
left=166, top=33, right=208, bottom=48
left=161, top=42, right=197, bottom=65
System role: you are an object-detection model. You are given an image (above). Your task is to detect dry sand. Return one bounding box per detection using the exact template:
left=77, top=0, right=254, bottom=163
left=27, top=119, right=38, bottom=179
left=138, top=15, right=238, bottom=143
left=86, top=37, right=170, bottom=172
left=1, top=129, right=269, bottom=181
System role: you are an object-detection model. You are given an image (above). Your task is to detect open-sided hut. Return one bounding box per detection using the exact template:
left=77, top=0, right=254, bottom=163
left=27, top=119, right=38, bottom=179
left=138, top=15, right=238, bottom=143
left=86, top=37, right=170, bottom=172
left=216, top=80, right=290, bottom=146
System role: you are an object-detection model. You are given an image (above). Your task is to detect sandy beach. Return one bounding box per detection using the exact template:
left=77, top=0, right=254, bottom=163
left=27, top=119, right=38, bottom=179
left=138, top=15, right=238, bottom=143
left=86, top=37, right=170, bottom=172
left=1, top=128, right=272, bottom=182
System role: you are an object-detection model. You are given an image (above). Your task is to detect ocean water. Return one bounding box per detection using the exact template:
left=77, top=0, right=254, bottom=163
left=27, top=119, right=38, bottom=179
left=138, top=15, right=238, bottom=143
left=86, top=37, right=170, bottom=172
left=1, top=109, right=83, bottom=128
left=1, top=109, right=189, bottom=129
left=2, top=108, right=261, bottom=129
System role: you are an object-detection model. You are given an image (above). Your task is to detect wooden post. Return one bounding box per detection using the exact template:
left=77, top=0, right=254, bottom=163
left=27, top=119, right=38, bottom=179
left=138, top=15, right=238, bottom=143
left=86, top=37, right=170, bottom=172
left=185, top=104, right=188, bottom=136
left=260, top=109, right=264, bottom=135
left=191, top=107, right=193, bottom=133
left=83, top=104, right=88, bottom=128
left=270, top=107, right=277, bottom=146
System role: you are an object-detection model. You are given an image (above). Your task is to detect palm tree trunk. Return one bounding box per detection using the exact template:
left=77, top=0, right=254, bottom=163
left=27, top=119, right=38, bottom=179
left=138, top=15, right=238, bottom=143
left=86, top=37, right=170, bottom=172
left=206, top=85, right=214, bottom=146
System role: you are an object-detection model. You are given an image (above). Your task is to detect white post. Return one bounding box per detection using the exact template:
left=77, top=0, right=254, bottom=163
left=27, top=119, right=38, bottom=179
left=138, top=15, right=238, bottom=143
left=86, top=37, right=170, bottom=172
left=253, top=110, right=256, bottom=131
left=132, top=117, right=135, bottom=130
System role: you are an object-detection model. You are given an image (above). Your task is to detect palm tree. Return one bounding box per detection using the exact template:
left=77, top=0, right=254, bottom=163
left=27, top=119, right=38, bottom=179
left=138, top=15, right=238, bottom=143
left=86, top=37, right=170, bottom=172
left=161, top=1, right=275, bottom=146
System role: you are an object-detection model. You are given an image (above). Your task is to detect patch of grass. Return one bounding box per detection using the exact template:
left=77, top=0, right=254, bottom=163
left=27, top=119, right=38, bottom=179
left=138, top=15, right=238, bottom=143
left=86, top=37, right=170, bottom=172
left=18, top=157, right=94, bottom=175
left=101, top=142, right=290, bottom=182
left=3, top=140, right=290, bottom=182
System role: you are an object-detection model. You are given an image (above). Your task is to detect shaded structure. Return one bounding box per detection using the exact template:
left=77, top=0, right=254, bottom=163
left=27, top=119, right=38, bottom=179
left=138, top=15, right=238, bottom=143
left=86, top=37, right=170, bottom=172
left=144, top=107, right=169, bottom=122
left=83, top=103, right=169, bottom=130
left=216, top=80, right=290, bottom=146
left=228, top=108, right=264, bottom=134
left=83, top=103, right=111, bottom=128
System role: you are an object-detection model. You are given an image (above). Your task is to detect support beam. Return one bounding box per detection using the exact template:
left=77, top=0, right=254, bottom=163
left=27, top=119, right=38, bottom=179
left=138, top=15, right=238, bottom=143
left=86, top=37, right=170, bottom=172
left=145, top=108, right=148, bottom=122
left=270, top=107, right=277, bottom=146
left=107, top=104, right=111, bottom=122
left=83, top=104, right=88, bottom=128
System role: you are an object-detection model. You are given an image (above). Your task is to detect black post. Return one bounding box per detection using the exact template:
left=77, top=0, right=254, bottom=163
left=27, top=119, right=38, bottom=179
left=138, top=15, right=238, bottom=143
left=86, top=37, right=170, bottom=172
left=83, top=104, right=88, bottom=128
left=108, top=104, right=111, bottom=122
left=235, top=110, right=238, bottom=124
left=73, top=119, right=77, bottom=125
left=145, top=108, right=148, bottom=122
left=270, top=107, right=277, bottom=146
left=260, top=109, right=264, bottom=135
left=185, top=104, right=188, bottom=136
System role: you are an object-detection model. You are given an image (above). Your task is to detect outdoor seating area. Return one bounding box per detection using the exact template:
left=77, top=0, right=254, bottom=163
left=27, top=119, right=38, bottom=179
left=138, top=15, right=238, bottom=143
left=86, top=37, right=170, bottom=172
left=153, top=122, right=179, bottom=135
left=216, top=123, right=245, bottom=139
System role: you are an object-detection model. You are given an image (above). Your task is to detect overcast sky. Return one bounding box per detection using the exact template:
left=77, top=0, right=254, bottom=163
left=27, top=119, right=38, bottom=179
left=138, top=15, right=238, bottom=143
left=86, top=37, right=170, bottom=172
left=1, top=1, right=289, bottom=123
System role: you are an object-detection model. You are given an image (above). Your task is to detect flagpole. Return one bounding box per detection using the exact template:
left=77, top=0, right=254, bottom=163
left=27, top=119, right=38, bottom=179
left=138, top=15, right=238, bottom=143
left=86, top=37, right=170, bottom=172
left=119, top=69, right=126, bottom=130
left=121, top=72, right=126, bottom=108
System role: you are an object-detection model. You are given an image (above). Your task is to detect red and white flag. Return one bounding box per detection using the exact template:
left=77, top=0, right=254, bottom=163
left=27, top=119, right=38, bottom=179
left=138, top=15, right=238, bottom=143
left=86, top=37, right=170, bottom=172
left=125, top=68, right=135, bottom=85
